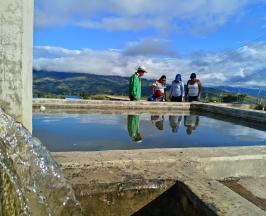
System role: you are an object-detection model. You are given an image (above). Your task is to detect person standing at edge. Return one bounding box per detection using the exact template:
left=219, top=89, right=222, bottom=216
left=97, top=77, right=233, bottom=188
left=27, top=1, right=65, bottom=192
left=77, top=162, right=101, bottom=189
left=152, top=75, right=167, bottom=102
left=129, top=66, right=147, bottom=101
left=169, top=74, right=184, bottom=102
left=185, top=73, right=202, bottom=102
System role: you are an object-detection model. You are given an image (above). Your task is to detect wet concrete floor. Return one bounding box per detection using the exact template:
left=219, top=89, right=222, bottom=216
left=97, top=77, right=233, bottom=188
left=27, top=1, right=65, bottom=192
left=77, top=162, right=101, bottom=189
left=221, top=177, right=266, bottom=212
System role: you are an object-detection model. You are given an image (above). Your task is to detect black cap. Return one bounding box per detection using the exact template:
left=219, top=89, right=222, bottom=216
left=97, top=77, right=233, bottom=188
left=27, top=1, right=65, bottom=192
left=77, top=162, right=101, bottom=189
left=190, top=73, right=196, bottom=78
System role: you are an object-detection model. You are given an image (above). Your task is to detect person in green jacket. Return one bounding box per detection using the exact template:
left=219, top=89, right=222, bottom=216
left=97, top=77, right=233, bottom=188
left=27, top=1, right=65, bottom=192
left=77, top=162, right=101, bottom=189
left=129, top=66, right=147, bottom=101
left=127, top=115, right=142, bottom=143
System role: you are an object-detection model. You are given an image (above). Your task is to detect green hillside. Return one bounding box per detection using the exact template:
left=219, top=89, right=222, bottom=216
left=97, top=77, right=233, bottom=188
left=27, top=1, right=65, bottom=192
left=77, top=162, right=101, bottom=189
left=33, top=70, right=153, bottom=97
left=33, top=70, right=258, bottom=103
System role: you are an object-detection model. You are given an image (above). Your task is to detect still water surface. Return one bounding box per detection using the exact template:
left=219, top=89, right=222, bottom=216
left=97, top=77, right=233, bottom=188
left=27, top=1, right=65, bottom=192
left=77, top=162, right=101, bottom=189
left=33, top=113, right=266, bottom=152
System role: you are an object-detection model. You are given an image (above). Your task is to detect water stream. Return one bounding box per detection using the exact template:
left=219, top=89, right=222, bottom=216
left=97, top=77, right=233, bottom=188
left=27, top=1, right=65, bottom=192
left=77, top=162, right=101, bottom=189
left=0, top=108, right=81, bottom=215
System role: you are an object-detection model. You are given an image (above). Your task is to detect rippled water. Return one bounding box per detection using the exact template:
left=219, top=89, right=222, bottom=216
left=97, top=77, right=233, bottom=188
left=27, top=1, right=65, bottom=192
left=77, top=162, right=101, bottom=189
left=0, top=109, right=81, bottom=215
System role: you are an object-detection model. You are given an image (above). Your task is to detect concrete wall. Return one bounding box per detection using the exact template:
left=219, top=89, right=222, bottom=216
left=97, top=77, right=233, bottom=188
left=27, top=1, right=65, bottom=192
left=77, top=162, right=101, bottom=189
left=194, top=103, right=266, bottom=124
left=0, top=0, right=33, bottom=131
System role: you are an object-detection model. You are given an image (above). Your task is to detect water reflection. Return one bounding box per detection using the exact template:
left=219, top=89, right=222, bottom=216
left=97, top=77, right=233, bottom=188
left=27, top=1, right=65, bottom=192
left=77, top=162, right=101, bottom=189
left=184, top=115, right=200, bottom=135
left=151, top=115, right=164, bottom=130
left=127, top=114, right=201, bottom=140
left=169, top=116, right=182, bottom=133
left=127, top=115, right=143, bottom=143
left=34, top=113, right=266, bottom=151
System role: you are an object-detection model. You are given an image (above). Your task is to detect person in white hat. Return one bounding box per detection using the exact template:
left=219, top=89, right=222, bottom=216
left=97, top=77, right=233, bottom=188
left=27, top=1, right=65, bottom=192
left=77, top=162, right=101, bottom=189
left=128, top=66, right=147, bottom=101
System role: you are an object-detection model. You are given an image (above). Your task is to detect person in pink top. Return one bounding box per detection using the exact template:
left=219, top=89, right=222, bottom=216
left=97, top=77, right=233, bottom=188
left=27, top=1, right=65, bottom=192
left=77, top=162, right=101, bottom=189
left=152, top=75, right=166, bottom=101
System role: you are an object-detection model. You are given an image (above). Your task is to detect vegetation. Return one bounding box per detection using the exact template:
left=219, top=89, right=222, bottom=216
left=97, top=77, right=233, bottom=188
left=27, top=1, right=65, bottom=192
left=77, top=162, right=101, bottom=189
left=34, top=93, right=65, bottom=99
left=222, top=94, right=247, bottom=103
left=33, top=70, right=263, bottom=104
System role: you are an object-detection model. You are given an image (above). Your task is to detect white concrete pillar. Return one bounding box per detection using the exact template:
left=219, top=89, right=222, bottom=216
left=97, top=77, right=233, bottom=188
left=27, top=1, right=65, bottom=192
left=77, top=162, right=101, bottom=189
left=0, top=0, right=33, bottom=132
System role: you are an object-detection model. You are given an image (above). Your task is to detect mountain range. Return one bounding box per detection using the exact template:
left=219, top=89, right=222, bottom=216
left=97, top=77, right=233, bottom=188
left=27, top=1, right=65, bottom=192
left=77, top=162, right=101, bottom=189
left=33, top=70, right=264, bottom=100
left=215, top=86, right=266, bottom=97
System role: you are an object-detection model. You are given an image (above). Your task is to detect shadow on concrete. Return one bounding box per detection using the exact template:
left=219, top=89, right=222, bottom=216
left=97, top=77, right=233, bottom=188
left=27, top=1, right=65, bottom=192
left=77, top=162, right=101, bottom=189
left=132, top=181, right=216, bottom=216
left=221, top=179, right=266, bottom=212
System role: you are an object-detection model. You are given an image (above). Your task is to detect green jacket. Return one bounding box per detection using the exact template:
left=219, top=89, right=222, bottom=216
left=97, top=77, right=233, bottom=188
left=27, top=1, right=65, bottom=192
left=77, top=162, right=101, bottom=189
left=127, top=115, right=140, bottom=137
left=129, top=73, right=141, bottom=101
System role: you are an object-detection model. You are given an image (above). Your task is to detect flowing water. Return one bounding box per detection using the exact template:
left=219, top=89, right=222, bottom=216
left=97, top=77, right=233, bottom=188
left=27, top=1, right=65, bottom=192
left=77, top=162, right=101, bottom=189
left=0, top=109, right=81, bottom=215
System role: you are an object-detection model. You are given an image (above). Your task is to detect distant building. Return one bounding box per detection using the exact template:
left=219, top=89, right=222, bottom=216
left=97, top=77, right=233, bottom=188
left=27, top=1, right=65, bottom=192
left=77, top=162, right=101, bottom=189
left=64, top=96, right=81, bottom=99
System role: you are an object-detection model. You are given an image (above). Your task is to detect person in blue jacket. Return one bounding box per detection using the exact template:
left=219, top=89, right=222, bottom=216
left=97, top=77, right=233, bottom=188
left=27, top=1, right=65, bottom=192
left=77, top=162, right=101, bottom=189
left=169, top=74, right=184, bottom=102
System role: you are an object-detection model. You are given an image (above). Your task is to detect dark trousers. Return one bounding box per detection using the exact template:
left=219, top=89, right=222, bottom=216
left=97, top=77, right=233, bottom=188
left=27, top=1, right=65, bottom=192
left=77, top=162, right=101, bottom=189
left=188, top=96, right=198, bottom=102
left=129, top=96, right=137, bottom=101
left=170, top=96, right=182, bottom=102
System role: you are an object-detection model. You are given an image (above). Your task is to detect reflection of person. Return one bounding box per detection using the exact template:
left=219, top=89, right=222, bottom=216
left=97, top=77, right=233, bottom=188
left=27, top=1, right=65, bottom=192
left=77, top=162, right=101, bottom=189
left=151, top=115, right=164, bottom=130
left=185, top=73, right=202, bottom=102
left=169, top=116, right=182, bottom=133
left=169, top=74, right=184, bottom=102
left=184, top=115, right=200, bottom=135
left=127, top=115, right=142, bottom=142
left=129, top=66, right=147, bottom=101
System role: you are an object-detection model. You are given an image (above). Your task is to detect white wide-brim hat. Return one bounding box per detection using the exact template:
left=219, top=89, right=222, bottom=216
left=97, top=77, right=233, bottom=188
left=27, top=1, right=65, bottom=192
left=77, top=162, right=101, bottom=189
left=137, top=66, right=147, bottom=73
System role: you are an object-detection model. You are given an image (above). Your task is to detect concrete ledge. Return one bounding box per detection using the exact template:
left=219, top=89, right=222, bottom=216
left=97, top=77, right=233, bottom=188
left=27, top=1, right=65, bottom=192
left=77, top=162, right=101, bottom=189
left=33, top=99, right=266, bottom=125
left=194, top=103, right=266, bottom=124
left=30, top=99, right=266, bottom=214
left=33, top=98, right=191, bottom=111
left=52, top=146, right=266, bottom=215
left=33, top=108, right=191, bottom=116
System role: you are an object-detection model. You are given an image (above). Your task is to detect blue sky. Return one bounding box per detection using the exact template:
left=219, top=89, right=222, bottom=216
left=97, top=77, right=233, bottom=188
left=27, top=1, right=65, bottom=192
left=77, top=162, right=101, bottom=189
left=34, top=0, right=266, bottom=87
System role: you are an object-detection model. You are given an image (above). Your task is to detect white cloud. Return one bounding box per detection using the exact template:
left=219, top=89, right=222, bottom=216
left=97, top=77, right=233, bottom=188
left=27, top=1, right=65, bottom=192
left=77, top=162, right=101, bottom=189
left=235, top=68, right=246, bottom=78
left=35, top=0, right=262, bottom=33
left=123, top=38, right=178, bottom=57
left=77, top=17, right=167, bottom=32
left=200, top=117, right=266, bottom=141
left=34, top=46, right=81, bottom=59
left=33, top=42, right=266, bottom=87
